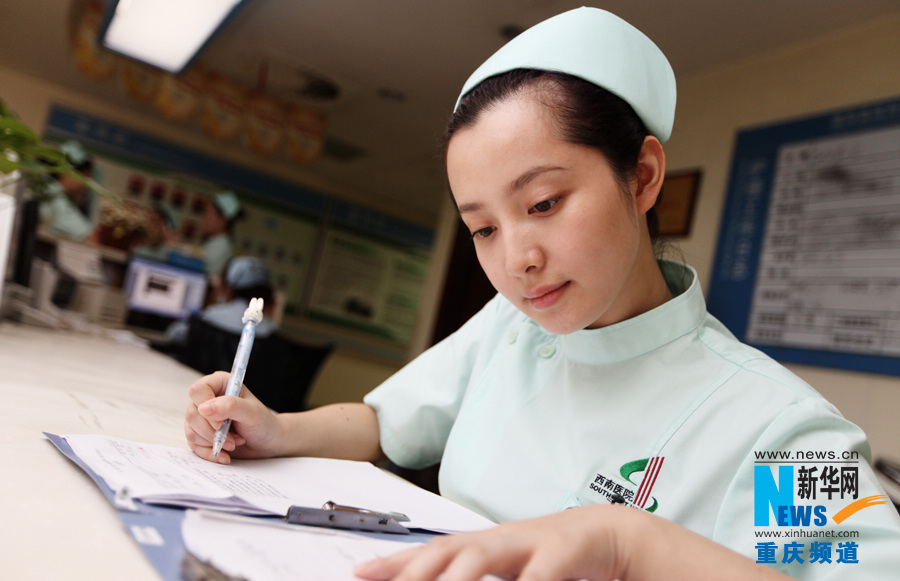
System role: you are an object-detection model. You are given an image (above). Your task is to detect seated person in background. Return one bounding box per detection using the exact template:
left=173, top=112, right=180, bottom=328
left=37, top=140, right=97, bottom=242
left=166, top=256, right=278, bottom=347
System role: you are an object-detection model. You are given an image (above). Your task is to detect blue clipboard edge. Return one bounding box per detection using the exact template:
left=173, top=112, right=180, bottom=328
left=42, top=433, right=439, bottom=580
left=44, top=433, right=188, bottom=581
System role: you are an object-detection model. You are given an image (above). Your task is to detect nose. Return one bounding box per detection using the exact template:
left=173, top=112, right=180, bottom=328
left=504, top=226, right=543, bottom=277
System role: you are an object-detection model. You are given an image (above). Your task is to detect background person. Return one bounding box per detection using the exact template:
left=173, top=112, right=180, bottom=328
left=202, top=190, right=243, bottom=297
left=37, top=140, right=96, bottom=241
left=131, top=203, right=179, bottom=262
left=167, top=255, right=277, bottom=347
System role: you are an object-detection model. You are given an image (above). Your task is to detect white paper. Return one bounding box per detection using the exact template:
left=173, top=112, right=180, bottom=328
left=55, top=240, right=105, bottom=283
left=182, top=511, right=507, bottom=581
left=62, top=434, right=495, bottom=533
left=183, top=510, right=426, bottom=581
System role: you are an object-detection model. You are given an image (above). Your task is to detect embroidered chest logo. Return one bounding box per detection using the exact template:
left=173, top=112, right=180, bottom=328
left=588, top=456, right=665, bottom=512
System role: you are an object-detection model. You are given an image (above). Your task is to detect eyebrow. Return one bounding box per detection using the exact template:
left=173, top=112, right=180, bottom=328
left=510, top=165, right=564, bottom=193
left=457, top=165, right=565, bottom=214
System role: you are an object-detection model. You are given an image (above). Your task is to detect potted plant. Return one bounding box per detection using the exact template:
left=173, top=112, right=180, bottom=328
left=1, top=96, right=129, bottom=302
left=1, top=96, right=115, bottom=201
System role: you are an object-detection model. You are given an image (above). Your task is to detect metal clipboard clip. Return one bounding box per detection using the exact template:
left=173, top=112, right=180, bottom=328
left=284, top=501, right=411, bottom=535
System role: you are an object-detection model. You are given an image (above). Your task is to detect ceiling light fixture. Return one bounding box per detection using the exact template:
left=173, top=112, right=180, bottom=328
left=98, top=0, right=249, bottom=74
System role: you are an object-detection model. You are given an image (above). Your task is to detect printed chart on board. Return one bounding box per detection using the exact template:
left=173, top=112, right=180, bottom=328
left=708, top=96, right=900, bottom=375
left=745, top=125, right=900, bottom=358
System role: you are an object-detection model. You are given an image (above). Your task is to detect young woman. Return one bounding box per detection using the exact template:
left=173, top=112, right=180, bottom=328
left=201, top=190, right=242, bottom=286
left=184, top=8, right=900, bottom=580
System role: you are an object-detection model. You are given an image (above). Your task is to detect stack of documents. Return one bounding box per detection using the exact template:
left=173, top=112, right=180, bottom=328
left=54, top=433, right=495, bottom=534
left=47, top=433, right=504, bottom=580
left=182, top=510, right=431, bottom=581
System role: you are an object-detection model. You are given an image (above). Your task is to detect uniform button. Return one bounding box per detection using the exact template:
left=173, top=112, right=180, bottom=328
left=539, top=344, right=556, bottom=358
left=507, top=330, right=518, bottom=344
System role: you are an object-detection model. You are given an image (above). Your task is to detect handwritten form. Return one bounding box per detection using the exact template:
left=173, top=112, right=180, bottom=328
left=60, top=434, right=494, bottom=533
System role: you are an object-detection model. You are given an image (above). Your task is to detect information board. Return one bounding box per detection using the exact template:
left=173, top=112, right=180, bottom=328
left=707, top=96, right=900, bottom=376
left=306, top=201, right=433, bottom=344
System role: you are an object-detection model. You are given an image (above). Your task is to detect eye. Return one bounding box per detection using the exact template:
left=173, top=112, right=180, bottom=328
left=530, top=197, right=559, bottom=214
left=470, top=226, right=496, bottom=240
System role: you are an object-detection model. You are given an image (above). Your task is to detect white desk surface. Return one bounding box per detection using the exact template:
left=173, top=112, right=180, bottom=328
left=0, top=322, right=202, bottom=580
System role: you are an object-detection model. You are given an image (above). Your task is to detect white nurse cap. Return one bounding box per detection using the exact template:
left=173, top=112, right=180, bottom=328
left=454, top=7, right=676, bottom=142
left=225, top=256, right=270, bottom=290
left=214, top=190, right=241, bottom=220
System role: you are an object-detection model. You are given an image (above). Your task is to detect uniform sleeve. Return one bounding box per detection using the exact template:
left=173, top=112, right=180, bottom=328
left=712, top=397, right=900, bottom=580
left=364, top=295, right=502, bottom=470
left=39, top=195, right=93, bottom=241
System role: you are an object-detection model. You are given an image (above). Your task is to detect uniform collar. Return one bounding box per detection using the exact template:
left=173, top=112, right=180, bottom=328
left=559, top=261, right=707, bottom=364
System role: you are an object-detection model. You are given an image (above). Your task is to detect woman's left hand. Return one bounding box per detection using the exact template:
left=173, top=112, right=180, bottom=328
left=354, top=505, right=625, bottom=581
left=354, top=503, right=793, bottom=581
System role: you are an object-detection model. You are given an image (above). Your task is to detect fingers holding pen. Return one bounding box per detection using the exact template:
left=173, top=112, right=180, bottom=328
left=188, top=371, right=232, bottom=402
left=187, top=371, right=285, bottom=461
left=188, top=371, right=257, bottom=422
left=185, top=372, right=251, bottom=462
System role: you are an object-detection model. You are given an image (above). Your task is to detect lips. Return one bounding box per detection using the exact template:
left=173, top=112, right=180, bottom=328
left=526, top=282, right=570, bottom=309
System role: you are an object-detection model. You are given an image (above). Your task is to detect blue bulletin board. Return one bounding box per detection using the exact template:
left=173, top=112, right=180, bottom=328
left=707, top=96, right=900, bottom=376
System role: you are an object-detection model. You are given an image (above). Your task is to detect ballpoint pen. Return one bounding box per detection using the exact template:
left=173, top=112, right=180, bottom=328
left=211, top=297, right=264, bottom=460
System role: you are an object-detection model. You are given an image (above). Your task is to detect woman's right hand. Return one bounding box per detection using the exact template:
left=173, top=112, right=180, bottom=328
left=184, top=371, right=283, bottom=463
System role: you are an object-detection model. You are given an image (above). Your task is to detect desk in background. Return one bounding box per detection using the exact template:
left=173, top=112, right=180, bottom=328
left=0, top=322, right=201, bottom=580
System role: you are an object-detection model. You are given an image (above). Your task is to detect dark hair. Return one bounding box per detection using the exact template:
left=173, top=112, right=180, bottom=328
left=39, top=155, right=94, bottom=181
left=210, top=202, right=245, bottom=235
left=443, top=69, right=661, bottom=243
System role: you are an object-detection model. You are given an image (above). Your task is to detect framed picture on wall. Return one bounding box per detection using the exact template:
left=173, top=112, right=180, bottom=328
left=656, top=169, right=701, bottom=237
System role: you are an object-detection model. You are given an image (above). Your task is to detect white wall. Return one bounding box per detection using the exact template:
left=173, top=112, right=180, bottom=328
left=663, top=13, right=900, bottom=459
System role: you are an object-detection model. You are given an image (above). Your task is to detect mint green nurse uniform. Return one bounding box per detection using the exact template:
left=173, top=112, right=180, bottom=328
left=202, top=233, right=234, bottom=280
left=365, top=261, right=900, bottom=580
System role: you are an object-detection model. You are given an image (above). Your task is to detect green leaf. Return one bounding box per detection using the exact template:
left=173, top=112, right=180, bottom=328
left=0, top=95, right=121, bottom=204
left=0, top=155, right=19, bottom=174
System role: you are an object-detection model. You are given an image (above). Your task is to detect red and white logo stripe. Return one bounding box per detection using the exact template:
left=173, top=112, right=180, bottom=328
left=634, top=456, right=664, bottom=509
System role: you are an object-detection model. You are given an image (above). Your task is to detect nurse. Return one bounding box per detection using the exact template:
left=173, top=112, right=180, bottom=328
left=202, top=190, right=242, bottom=289
left=184, top=7, right=900, bottom=580
left=131, top=203, right=179, bottom=262
left=166, top=256, right=278, bottom=347
left=37, top=140, right=96, bottom=241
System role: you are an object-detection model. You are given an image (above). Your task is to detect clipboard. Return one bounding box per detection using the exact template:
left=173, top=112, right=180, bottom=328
left=285, top=503, right=410, bottom=535
left=45, top=433, right=449, bottom=581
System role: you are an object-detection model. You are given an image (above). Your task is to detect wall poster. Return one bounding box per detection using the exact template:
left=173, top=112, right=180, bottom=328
left=707, top=96, right=900, bottom=376
left=306, top=202, right=433, bottom=344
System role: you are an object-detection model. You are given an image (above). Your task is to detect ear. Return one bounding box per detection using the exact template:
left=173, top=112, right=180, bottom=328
left=634, top=136, right=666, bottom=216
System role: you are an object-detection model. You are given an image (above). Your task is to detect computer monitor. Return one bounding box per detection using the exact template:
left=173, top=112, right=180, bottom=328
left=123, top=256, right=208, bottom=320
